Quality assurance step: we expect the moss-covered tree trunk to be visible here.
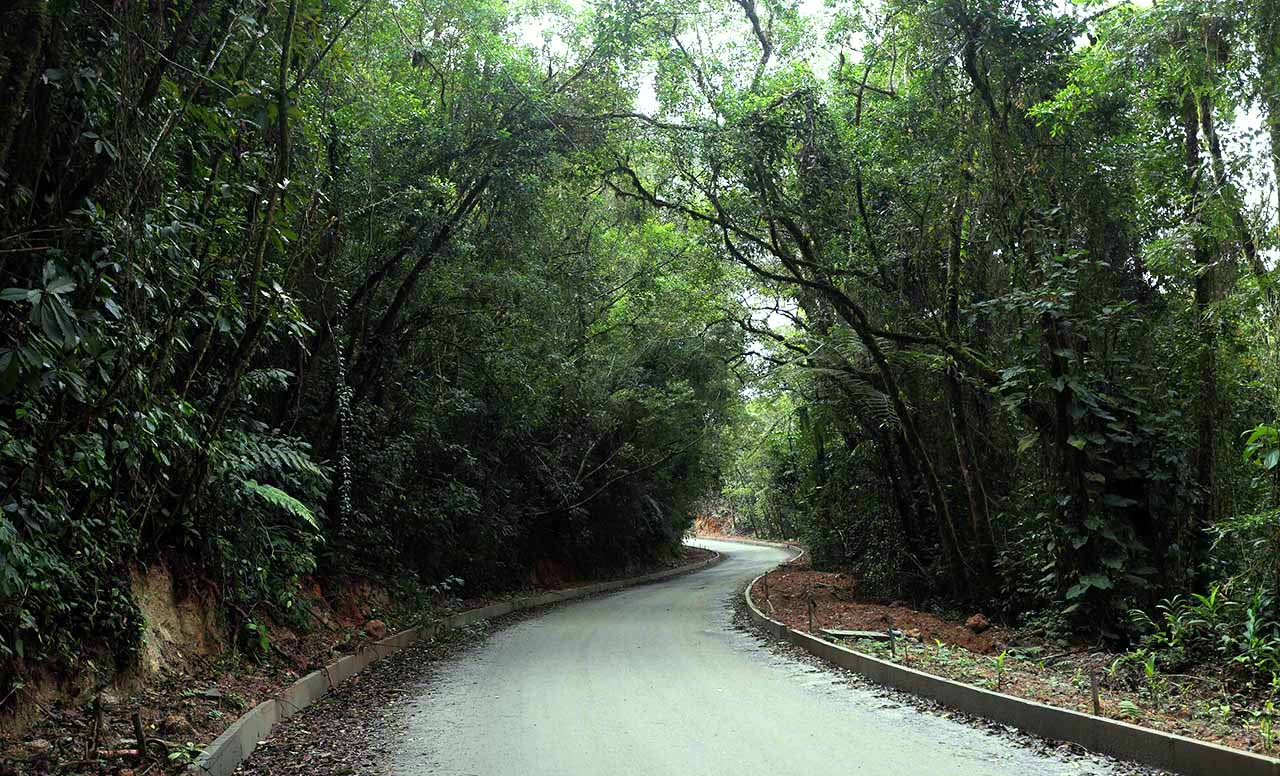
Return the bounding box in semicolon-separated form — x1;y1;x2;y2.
0;0;47;174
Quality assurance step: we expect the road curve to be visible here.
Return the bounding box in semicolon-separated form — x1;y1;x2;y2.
390;539;1135;776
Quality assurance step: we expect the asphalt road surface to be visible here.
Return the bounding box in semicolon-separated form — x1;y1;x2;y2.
390;538;1140;776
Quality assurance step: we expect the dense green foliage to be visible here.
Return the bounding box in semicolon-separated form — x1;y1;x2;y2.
661;0;1280;680
0;0;738;686
3;0;1280;704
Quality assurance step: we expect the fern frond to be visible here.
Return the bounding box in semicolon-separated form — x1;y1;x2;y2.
808;367;900;429
842;379;900;429
243;479;322;533
223;431;327;480
826;326;867;362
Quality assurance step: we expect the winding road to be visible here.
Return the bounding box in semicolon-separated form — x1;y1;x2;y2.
390;539;1137;776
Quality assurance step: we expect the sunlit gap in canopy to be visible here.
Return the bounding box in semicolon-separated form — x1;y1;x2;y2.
737;288;801;400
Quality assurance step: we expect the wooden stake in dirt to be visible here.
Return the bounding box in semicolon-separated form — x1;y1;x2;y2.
86;691;103;759
132;709;147;762
1090;669;1101;715
761;576;776;613
806;586;816;633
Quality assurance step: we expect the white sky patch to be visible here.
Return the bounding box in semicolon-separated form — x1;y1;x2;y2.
515;6;574;61
737;288;802;395
634;62;661;115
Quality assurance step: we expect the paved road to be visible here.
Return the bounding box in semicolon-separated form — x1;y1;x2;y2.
390;539;1137;776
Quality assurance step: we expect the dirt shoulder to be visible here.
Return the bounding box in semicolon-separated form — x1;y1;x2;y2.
751;565;1279;758
232;611;534;776
1;545;713;776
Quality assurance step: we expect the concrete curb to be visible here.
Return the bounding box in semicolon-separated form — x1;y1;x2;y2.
189;549;723;776
738;549;1280;776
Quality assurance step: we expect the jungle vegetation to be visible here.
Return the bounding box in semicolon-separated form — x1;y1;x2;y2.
2;0;1280;698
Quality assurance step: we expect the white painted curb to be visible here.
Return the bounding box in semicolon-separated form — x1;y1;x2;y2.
188;549;723;776
734;539;1280;776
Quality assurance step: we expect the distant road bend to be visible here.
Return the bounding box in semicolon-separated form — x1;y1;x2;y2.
391;539;1137;776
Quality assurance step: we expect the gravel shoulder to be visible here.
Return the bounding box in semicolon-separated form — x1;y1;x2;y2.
732;588;1165;776
234;611;538;775
235;546;717;775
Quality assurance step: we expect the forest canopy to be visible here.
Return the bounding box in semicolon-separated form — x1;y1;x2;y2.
2;0;1280;696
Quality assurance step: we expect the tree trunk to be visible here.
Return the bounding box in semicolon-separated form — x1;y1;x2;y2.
944;196;995;583
1183;91;1218;581
1259;0;1280;217
0;0;48;174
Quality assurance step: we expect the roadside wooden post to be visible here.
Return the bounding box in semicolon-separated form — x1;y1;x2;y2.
761;575;769;604
133;709;147;762
86;691;102;758
806;586;816;633
1090;669;1101;715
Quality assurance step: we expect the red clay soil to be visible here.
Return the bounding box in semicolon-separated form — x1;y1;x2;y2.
749;566;1275;755
1;575;421;776
754;565;1012;654
691;514;733;536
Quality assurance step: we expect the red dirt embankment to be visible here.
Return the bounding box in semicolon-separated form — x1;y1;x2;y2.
753;564;1010;654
